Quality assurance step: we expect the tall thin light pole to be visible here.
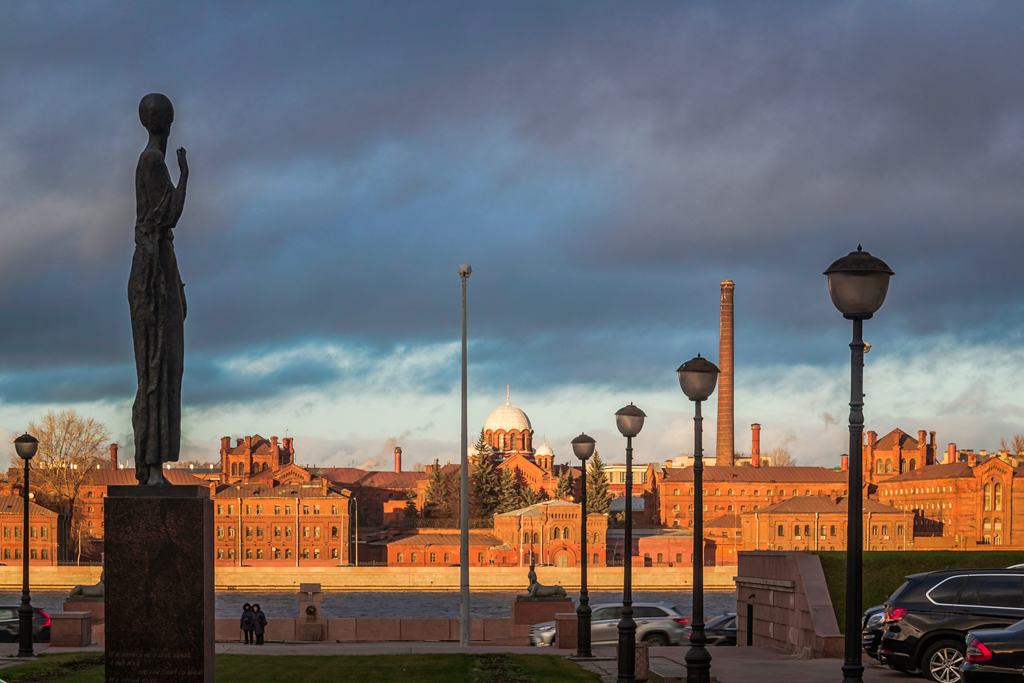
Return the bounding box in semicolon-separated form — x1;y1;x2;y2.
14;434;38;659
614;405;645;683
572;433;596;659
459;264;472;647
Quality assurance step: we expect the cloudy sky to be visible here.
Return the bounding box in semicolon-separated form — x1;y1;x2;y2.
2;1;1023;470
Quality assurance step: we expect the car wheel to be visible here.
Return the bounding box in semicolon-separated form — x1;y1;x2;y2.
642;633;669;647
922;640;965;683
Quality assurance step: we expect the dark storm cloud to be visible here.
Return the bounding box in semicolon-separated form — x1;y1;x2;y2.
1;1;1024;405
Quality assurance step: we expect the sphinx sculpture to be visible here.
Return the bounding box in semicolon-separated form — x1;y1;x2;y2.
522;560;567;598
69;570;104;599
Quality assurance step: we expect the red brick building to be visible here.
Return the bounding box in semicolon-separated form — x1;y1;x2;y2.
739;496;911;552
0;496;59;565
492;499;608;568
380;531;516;567
864;428;938;484
220;434;295;482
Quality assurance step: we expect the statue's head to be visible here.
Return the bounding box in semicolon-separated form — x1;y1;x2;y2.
139;93;174;135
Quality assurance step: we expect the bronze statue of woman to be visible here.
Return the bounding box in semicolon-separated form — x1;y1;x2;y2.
128;93;188;485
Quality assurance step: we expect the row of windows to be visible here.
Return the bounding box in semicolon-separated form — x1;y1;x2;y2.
216;526;341;539
613;472;648;483
216;504;341;516
875;458;917;474
670;488;846;497
983;484;1004;512
487;433;522;450
1;549;48;560
673;503;759;513
216;547;340;560
774;524;905;538
229;462;271;476
2;527;48;539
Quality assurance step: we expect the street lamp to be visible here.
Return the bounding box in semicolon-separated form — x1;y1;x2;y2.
824;245;893;683
458;263;472;647
614;404;646;683
14;434;38;658
677;354;720;683
571;433;596;658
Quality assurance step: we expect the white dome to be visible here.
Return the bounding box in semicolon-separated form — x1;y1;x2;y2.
484;389;532;434
534;436;553;458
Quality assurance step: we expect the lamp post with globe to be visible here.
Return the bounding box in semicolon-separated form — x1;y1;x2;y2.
571;433;596;658
677;355;720;683
824;246;893;683
14;434;38;658
614;404;646;683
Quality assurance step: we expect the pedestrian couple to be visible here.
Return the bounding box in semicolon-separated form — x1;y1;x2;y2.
240;603;267;645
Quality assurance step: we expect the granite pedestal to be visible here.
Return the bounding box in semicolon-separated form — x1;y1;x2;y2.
105;485;214;683
511;596;575;626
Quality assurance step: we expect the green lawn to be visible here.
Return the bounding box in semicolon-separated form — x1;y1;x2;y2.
815;550;1024;633
0;652;601;683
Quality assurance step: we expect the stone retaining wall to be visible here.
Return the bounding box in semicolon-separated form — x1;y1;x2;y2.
213;617;532;644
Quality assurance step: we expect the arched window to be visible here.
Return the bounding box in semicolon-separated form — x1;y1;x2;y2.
487;433;492;446
885;459;892;473
909;459;916;471
563;527;571;540
262;462;269;471
256;549;263;559
984;484;992;511
994;535;1002;545
778;525;785;536
983;518;991;531
510;434;518;451
552;527;560;540
593;532;599;543
876;460;883;474
995;518;1003;531
995;483;1003;511
251;463;258;475
231;463;237;476
532;532;539;544
673;489;679;496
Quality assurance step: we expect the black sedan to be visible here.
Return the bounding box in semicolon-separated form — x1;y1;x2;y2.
961;619;1024;683
684;613;737;646
0;606;51;643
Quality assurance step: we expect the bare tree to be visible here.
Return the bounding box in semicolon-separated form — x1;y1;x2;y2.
1000;433;1024;455
767;447;797;467
11;410;109;557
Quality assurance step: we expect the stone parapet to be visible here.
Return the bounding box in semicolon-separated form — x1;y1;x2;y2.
50;611;92;647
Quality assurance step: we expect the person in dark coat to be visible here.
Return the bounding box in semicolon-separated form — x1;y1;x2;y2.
252;603;268;645
240;603;254;644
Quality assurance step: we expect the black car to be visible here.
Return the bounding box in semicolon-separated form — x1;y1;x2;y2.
961;619;1024;683
861;605;886;660
683;613;737;646
879;568;1024;683
0;606;51;643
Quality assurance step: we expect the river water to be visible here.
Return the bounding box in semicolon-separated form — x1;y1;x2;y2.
0;589;737;621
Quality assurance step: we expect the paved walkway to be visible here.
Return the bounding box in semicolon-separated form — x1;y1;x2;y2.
0;642;910;683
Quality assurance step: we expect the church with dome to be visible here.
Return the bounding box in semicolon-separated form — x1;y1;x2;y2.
482;388;577;498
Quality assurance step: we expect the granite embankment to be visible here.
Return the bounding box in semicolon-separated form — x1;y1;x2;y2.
0;565;737;590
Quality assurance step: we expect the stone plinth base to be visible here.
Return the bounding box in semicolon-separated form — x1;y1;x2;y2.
51;611;92;647
64;599;103;625
105;485;214;683
555;612;577;650
616;641;649;681
511;596;574;626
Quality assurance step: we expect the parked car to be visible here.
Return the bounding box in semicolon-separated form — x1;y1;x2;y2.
0;606;51;643
683;613;737;646
878;568;1024;683
530;603;689;647
960;619;1024;683
861;605;886;660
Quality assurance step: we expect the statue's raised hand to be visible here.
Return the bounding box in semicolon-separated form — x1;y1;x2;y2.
177;147;188;177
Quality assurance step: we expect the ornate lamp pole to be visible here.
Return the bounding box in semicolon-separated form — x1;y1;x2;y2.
614;404;646;683
571;433;596;658
14;434;39;658
824;246;893;683
458;263;472;647
677;355;720;683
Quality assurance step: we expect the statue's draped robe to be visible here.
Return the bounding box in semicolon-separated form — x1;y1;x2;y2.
128;149;186;483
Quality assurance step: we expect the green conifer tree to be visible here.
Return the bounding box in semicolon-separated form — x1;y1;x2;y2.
496;467;522;513
423;459;447;518
403;488;418;520
554;469;574;500
586;450;611;514
470;429;499;517
521;484;543;506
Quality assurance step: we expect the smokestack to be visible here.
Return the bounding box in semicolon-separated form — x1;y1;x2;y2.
110;443;118;470
717;280;735;466
947;443;956;464
968;451;977;467
395;447;403;473
751;424;761;468
841;454;849;471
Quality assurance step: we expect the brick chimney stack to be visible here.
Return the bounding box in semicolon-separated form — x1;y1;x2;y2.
928;431;936;466
947;443;956;464
841;454;849;471
750;423;761;468
110;443;118;470
716;280;735;466
968;451;977;467
395;447;402;473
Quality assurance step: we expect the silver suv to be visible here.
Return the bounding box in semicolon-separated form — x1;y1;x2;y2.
530;602;689;647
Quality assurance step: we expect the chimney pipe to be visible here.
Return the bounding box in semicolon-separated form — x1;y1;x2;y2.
947;443;956;464
395;447;402;473
716;280;735;466
968;451;977;468
751;423;761;468
110;443;118;470
841;454;849;472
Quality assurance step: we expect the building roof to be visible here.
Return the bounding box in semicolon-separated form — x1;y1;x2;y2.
223;434;285;456
610;496;645;512
749;496;903;515
384;531;503;547
83;469;209;486
705;514;740;529
662;466;847;484
534;437;554;458
874;428;920;452
607;527;693;539
494;499;579;518
878;462;975;483
483;392;532;433
319;468;427;489
0;496;57;516
214;481;350;499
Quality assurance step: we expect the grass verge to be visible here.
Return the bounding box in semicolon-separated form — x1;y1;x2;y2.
815;550;1024;633
0;653;601;683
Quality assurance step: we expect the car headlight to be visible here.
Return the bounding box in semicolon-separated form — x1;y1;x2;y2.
538;626;555;632
866;614;883;628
